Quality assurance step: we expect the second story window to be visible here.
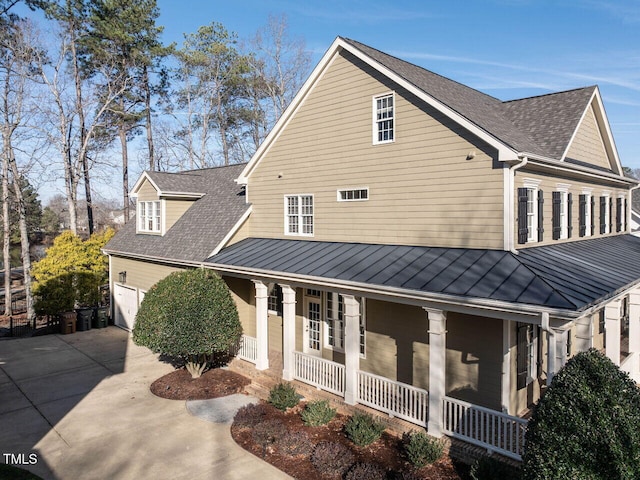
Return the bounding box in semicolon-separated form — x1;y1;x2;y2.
517;180;543;244
579;193;593;237
600;195;610;234
373;93;394;144
552;188;572;240
138;200;161;233
285;195;313;236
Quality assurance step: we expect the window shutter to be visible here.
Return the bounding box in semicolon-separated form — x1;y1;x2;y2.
625;198;628;231
600;196;606;234
517;188;528;244
579;194;586;237
552;191;561;240
537;190;544;241
609;197;613;233
567;193;573;238
591;196;596;236
616;197;622;232
516;323;528;390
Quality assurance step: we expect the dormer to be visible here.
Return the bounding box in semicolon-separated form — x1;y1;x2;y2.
130;171;205;235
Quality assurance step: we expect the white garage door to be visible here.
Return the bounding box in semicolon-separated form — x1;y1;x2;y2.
114;284;138;330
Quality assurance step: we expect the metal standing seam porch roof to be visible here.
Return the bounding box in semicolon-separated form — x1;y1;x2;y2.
206;235;640;313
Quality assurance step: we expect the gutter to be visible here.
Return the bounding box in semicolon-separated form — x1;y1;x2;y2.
508;155;528;254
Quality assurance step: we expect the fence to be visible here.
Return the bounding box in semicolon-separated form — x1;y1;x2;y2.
293;351;345;396
235;334;257;363
442;396;527;460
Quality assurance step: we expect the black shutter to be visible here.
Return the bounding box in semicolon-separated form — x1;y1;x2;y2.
616;197;622;232
591;195;596;236
579;194;587;237
552;191;561;240
516;323;528;390
567;193;573;238
517;188;528;244
600;196;606;234
625;198;628;231
537;190;544;241
609;197;613;233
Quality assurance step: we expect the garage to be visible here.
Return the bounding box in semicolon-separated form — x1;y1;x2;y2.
113;284;138;330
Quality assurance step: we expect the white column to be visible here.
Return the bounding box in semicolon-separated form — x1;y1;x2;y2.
343;294;361;405
546;326;556;387
501;320;511;414
281;284;296;381
426;307;446;437
253;280;269;371
574;315;593;353
605;299;622;366
629;291;640;355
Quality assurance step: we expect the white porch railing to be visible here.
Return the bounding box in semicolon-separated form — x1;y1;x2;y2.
235;334;257;363
443;396;528;460
293;351;345;396
621;351;640;383
357;371;428;426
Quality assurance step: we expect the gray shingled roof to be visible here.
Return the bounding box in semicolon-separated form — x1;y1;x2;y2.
342;38;597;163
207;235;640;312
104;164;249;262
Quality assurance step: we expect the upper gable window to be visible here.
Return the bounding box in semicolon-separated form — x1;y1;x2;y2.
285;195;313;236
138;200;161;233
373;93;394;144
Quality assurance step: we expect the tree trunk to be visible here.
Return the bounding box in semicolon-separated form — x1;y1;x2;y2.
120;122;129;222
143;65;155;171
2;136;11;316
81;150;93;235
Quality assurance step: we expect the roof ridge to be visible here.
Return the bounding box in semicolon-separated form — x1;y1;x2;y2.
502;85;596;104
147;162;248;176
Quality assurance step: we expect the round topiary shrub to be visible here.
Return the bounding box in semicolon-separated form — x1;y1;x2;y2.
344;412;386;447
311;441;355;477
301;400;336;426
267;382;300;411
521;348;640;480
133;269;242;378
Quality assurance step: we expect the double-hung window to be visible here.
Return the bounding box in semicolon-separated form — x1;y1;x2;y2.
516;323;539;389
138;200;161;233
316;291;366;357
373;93;394;144
552;186;571;240
579;191;592;237
600;194;610;234
517;180;542;244
285;195;313;236
267;284;282;315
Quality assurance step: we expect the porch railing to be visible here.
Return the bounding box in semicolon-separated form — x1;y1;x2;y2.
442;396;528;460
293;351;345;396
235;334;257;363
621;351;640;383
357;370;428;426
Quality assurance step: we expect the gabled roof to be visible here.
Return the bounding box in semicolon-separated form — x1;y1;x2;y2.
206;235;640;315
238;37;624;183
131;170;208;198
105;164;249;263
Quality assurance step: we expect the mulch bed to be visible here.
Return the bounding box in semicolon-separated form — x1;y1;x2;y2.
150;368;250;400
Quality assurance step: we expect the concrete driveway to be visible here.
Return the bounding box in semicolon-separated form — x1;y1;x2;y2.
0;327;290;479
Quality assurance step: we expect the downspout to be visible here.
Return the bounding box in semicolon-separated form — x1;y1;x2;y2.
508;155;528;254
540;311;555;386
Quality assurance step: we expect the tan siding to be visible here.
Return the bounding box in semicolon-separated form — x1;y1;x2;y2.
566;105;612;171
515;169;629;248
225;276;255;337
247;50;504;249
137;179;158;201
226;214;252;247
164;199;194;231
110;256;182;292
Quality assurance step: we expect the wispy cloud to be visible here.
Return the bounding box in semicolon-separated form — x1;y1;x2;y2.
578;0;640;23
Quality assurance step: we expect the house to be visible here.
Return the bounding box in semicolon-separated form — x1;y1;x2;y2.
103;37;640;460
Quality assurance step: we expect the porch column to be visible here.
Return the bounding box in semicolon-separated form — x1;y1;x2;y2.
605;299;622;366
253;280;269;371
628;291;640;356
574;315;593;353
426;307;446;438
343;294;361;405
281;284;296;381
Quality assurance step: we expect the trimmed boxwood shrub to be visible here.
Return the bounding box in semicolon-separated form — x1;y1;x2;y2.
521;348;640;480
301;400;336;426
344;412;386;446
402;430;444;468
133;269;242;377
267;382;300;411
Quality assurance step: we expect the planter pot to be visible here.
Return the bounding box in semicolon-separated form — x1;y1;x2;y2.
75;307;94;331
93;306;109;329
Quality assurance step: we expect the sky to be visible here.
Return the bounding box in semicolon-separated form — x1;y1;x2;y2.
15;0;640;203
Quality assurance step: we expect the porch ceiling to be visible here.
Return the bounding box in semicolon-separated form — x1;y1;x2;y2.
206;236;640;312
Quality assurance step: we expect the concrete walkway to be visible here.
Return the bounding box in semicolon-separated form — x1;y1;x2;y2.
0;327;290;480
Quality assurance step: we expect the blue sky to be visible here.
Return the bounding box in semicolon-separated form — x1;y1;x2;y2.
157;0;640;169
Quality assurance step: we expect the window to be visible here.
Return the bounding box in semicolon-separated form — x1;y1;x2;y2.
600;195;610;234
138;200;161;233
338;188;369;202
285;195;313;236
616;196;624;232
552;189;571;240
516;323;538;389
579;192;592;237
325;292;344;350
517;182;542;244
267;284;282;315
373;93;394;144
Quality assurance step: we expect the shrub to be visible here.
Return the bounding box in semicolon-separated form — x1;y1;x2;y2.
388;471;421;480
470;455;521;480
522;348;640;480
251;419;288;450
344;412;385;447
274;430;314;457
301;400;336;426
233;402;277;428
267;382;299;411
133;269;242;378
311;441;355;477
402;430;445;468
345;462;387;480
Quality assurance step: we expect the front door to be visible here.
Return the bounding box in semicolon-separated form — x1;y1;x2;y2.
304;298;322;356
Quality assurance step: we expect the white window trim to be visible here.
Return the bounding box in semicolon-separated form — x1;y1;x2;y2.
523;179;541;243
582;189;592;237
267;283;281;315
556;184;570;240
324;291;344;353
372;92;395;145
137;200;162;234
284;194;314;237
603;191;611;234
337;187;369;202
